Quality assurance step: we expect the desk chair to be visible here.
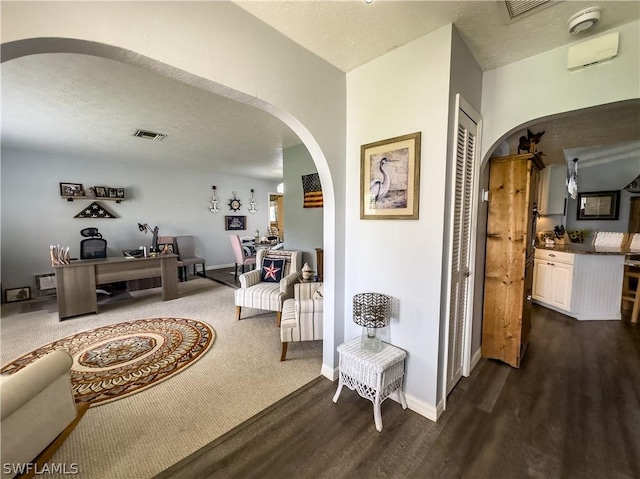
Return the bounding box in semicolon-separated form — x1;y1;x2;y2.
80;228;107;259
80;228;110;295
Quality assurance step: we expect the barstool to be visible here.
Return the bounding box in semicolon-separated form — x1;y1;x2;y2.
622;263;640;324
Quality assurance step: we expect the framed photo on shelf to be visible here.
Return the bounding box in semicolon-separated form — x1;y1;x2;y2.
5;286;31;303
60;182;84;197
225;215;247;231
116;188;125;198
577;190;620;220
35;273;57;298
94;186;107;197
360;131;421;220
108;188;117;198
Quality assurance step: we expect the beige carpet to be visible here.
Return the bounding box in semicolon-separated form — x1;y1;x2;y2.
0;279;322;479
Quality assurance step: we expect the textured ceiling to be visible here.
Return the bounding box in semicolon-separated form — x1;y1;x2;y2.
234;0;640;72
1;53;301;180
1;1;639;178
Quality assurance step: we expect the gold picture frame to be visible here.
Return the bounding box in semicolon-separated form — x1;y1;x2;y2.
360;132;421;219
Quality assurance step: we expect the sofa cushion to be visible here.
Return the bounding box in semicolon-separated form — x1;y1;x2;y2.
261;258;285;282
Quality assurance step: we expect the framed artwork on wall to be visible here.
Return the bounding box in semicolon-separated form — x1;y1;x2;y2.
360;131;421;220
577;190;620;220
225;215;247;231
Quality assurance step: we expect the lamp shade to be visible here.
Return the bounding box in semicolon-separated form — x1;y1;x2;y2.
352;293;391;329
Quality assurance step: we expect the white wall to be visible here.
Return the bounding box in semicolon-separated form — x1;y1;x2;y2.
346;25;453;417
0;147;277;290
283;145;324;270
481;21;640;161
1;1;346;373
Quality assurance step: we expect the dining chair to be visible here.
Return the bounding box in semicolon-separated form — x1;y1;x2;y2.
174;235;206;281
229;234;256;281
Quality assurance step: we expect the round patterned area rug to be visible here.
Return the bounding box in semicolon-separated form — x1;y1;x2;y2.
1;317;214;406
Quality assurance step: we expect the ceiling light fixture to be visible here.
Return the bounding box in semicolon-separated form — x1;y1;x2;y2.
568;6;602;34
364;0;374;4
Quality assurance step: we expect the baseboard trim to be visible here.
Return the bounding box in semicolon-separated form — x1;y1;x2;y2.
207;263;235;271
321;364;338;381
470;347;482;371
399;393;439;422
533;301;620;321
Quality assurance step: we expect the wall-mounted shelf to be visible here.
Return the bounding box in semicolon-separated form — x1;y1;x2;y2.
62;196;124;204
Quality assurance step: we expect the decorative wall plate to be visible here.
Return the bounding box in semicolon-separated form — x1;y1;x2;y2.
228;191;242;211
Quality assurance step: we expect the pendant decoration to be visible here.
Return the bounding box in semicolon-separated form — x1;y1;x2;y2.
209;186;220;214
248;189;257;214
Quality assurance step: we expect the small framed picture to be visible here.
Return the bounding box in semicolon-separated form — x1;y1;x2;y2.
35;273;57;298
5;287;31;303
225;215;247;231
60;182;84;197
116;188;125;198
108;188;117;198
95;186;107;197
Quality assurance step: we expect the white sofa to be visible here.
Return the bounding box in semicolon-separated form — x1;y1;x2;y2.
1;350;79;478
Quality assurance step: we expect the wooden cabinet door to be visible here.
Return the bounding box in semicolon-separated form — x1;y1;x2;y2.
551;262;573;310
533;260;552;302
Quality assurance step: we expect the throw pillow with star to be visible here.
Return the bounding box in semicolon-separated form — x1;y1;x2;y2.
261;258;285;283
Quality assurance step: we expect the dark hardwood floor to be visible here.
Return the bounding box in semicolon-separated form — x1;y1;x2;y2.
156;305;640;479
205;267;240;289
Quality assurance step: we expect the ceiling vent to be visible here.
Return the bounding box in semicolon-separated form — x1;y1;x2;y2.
504;0;556;21
132;129;166;141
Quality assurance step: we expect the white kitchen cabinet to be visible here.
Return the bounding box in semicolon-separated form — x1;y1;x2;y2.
533;250;573;311
533;247;625;320
538;164;566;216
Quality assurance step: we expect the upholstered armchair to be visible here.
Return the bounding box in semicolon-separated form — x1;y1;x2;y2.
1;351;88;478
280;282;323;361
235;249;302;326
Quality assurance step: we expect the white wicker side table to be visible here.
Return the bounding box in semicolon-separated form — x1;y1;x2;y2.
332;337;408;432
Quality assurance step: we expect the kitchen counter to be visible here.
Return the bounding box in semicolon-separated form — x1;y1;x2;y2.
535;243;628;255
533;247;625;320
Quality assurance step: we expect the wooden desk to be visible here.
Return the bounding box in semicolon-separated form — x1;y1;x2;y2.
54;255;178;320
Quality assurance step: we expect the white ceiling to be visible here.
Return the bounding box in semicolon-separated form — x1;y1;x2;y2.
234;0;639;73
1;1;639;178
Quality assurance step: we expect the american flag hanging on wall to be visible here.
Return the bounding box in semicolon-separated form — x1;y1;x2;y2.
74;201;117;218
301;173;323;208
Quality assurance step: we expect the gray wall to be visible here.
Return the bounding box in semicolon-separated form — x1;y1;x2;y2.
444;26;484;382
1;147;278;295
283;144;323;271
565;158;639;234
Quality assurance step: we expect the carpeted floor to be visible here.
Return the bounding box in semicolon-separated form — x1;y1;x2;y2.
0;278;322;479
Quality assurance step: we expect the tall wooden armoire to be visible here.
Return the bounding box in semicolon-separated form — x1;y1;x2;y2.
629;196;640;233
482;153;544;368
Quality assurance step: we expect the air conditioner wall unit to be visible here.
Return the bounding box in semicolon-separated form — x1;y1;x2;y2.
567;32;619;70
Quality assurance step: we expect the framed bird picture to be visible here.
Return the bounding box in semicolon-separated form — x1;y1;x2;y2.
360;131;421;220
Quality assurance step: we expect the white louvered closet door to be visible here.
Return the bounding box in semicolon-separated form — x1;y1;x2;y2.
446;108;477;395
